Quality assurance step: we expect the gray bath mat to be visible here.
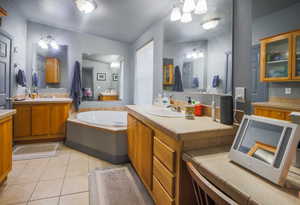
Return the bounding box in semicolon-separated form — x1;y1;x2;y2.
89;165;154;205
13;143;60;161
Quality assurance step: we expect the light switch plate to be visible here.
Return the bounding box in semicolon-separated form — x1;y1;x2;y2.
285;88;292;95
235;87;246;102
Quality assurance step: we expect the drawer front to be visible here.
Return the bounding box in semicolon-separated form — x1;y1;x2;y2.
153;157;175;198
153;176;175;205
269;110;285;120
154;137;176;172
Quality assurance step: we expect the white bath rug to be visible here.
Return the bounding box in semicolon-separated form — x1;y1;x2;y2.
89;165;154;205
13;143;60;161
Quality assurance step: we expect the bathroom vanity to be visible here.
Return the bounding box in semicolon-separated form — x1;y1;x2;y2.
0;110;16;184
12;98;72;143
126;105;236;205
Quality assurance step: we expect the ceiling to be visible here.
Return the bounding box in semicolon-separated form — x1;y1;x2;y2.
11;0;173;43
252;0;299;19
164;0;233;43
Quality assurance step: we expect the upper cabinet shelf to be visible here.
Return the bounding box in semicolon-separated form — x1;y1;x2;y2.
260;30;300;82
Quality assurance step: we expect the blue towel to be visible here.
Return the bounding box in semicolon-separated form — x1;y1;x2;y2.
16;69;27;87
172;66;184;92
70;61;82;111
32;72;39;87
192;77;199;88
212;75;220;88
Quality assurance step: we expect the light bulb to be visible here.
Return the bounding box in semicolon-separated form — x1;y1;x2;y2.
111;62;120;68
195;0;207;15
181;12;192;23
202;18;220;30
183;0;196;13
38;39;48;49
75;0;97;14
50;40;59;50
170;6;182;21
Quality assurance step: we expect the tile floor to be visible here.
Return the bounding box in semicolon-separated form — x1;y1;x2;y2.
0;144;120;205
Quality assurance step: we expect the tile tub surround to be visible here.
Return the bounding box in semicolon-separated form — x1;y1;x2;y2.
0;109;16;120
0;144;120;205
183;146;300;205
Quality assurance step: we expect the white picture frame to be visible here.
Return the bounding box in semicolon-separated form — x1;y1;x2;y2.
229;115;300;186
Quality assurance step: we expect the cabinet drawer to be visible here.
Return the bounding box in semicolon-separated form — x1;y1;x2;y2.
270;110;285;120
153;157;175;198
153;176;175;205
154;137;176;172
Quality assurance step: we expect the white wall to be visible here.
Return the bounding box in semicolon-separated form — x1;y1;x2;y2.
1;0;27;96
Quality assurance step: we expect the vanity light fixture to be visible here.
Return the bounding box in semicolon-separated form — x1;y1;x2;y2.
38;35;59;50
111;62;120;68
75;0;97;14
182;0;196;13
202;18;220;30
186;49;204;59
170;6;182;21
181;12;192;23
195;0;207;15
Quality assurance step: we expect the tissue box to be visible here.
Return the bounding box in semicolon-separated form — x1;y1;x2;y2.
290;112;300;124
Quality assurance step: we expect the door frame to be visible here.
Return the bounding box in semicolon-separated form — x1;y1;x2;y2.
0;28;13;103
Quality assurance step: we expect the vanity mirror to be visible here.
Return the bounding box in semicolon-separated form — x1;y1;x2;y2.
163;0;233;95
32;44;68;89
82;53;124;101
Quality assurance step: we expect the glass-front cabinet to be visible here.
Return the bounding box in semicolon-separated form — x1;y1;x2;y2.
260;30;300;82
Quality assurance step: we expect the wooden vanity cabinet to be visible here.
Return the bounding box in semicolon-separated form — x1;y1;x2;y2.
45;57;60;84
13;103;70;142
0;116;13;184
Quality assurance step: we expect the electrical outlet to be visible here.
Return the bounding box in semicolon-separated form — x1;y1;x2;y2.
235;87;246;102
285;88;292;95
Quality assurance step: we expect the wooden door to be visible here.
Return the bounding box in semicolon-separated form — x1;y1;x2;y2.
0;117;12;182
50;104;69;135
45;58;60;83
32;105;50;136
136;120;153;190
0;31;12;108
292;31;300;80
13;105;31;138
260;33;292;82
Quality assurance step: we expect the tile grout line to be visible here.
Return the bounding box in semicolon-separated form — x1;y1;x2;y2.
58;147;72;205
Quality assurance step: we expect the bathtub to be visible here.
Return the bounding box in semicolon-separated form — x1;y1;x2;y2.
65;111;128;164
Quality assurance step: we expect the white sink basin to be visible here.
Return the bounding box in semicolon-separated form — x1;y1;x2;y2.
145;107;185;118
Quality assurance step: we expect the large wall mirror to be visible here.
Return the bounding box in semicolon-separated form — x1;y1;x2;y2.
82;54;124;102
163;0;233;95
32;44;68;89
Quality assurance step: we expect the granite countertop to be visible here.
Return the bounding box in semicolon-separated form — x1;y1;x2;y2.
253;101;300;111
0;109;16;120
126;105;236;140
183;146;300;205
12;98;73;104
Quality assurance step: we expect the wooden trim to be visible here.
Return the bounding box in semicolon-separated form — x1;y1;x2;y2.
260;28;300;41
0;8;8;16
247;141;277;156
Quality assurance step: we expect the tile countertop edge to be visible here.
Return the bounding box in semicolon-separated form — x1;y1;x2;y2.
12;98;73;104
126;105;236;141
252;102;300;111
0;109;16;120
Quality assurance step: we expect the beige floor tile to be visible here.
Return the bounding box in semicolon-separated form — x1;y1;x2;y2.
47;155;70;168
26;158;50;168
28;197;59;205
31;179;63;201
7;168;44;185
12;159;29;166
59;192;89;205
65;165;89;178
88;158;117;171
0;182;36;205
61;175;88;195
40;166;67;181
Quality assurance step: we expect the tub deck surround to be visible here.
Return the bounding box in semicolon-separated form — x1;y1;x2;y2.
126;105;236;205
183;147;300;205
0;109;16;120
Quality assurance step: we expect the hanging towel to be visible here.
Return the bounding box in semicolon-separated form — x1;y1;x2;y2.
70;61;82;111
192;77;199;88
32;72;39;87
16;69;27;87
212;75;220;88
172;66;184;92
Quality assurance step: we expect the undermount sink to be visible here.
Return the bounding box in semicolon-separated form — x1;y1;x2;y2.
144;106;185;118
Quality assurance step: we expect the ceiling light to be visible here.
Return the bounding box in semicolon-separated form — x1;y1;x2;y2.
183;0;196;13
111;62;120;68
202;18;220;30
181;12;192;23
170;6;182;21
50;40;59;50
75;0;97;14
38;35;59;50
195;0;207;15
38;39;48;49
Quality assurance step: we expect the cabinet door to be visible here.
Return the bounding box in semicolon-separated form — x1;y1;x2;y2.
13;105;31;138
136;120;153;189
45;58;60;83
0;117;12;182
50;104;69;135
32;105;50;136
292;31;300;80
260;34;292;82
127;115;137;163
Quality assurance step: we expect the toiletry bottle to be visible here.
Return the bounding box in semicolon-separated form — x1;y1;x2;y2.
162;93;169;107
211;95;216;121
185;97;195;120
